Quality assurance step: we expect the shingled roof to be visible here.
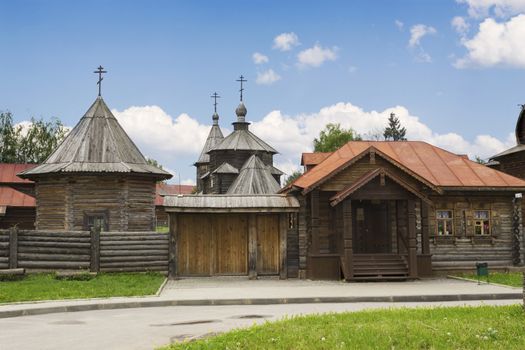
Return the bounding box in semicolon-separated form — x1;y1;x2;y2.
18;97;171;179
195;112;224;164
227;155;281;194
293;141;525;193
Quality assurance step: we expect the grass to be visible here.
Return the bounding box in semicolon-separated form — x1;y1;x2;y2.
156;225;169;233
160;305;525;350
0;272;165;303
452;272;523;287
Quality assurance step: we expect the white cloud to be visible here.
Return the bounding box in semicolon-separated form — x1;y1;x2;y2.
250;102;513;172
252;52;269;64
297;44;338;68
457;0;525;18
273;32;300;51
452;16;470;34
256;69;281;85
112;106;210;155
181;178;196;186
455;14;525;68
395;19;404;30
408;24;437;63
409;24;437;47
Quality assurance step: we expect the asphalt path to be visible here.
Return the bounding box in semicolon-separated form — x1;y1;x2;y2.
0;299;520;350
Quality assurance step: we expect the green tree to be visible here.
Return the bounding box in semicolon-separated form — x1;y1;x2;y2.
0;112;66;163
285;170;303;186
146;157;164;170
383;113;407;141
474;156;487;165
0;112;21;163
313;123;361;152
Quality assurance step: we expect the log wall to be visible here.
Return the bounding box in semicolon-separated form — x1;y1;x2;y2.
0;229;168;273
0;207;36;230
35;175;156;231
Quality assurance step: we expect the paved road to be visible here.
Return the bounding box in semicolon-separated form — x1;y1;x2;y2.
0;300;520;350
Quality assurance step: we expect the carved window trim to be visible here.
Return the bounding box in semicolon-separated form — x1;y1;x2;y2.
436;210;454;236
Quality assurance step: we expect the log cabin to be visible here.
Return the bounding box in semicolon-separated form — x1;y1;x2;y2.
284;141;525;280
18;96;172;231
0;164;37;230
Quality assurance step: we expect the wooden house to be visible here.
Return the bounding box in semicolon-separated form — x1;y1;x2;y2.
18;97;172;231
0;164;37;230
155;183;194;228
284;141;525;280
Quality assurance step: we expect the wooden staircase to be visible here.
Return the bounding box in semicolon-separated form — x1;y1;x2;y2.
352;254;409;281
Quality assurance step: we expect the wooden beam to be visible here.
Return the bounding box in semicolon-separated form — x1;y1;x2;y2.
310;189;320;254
421;200;430;255
168;213;178;279
342;199;353;281
407;199;418;278
90;226;100;273
248;214;257;279
9;226;18;269
279;213;288;279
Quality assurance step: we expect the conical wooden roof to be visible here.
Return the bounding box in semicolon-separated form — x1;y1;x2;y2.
227;155;280;194
195;113;224;164
19;97;171;179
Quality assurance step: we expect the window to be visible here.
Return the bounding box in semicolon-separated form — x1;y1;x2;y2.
84;211;108;232
474;210;490;235
436;210;453;235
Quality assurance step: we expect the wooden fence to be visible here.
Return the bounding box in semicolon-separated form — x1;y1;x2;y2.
0;228;168;273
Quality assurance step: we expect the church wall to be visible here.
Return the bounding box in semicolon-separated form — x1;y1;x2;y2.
492;152;525;180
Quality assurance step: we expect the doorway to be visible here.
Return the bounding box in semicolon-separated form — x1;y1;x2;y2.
352;200;390;253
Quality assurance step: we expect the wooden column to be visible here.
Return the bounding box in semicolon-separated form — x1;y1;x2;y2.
90;226;100;273
407;199;418;278
279;213;288;279
65;180;73;230
248;214;258;279
421;201;430;255
168;213;178;279
342;199;353;281
310;190;320;254
8;226;18;269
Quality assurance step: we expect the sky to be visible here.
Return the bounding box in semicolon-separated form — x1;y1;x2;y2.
2;0;525;184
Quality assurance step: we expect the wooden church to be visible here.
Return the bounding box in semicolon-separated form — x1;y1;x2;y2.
195;79;283;194
18;68;171;231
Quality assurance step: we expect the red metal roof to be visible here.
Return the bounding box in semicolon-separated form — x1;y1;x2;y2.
0;164;36;184
0;186;35;207
301;152;333;166
155;183;194;206
293;141;525;192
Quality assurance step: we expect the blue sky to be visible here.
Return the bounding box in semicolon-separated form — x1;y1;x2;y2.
2;0;525;184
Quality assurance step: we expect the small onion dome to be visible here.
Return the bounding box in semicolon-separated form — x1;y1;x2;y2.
235;102;247;122
212;112;219;125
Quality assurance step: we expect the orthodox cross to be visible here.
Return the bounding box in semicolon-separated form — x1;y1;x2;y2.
211;92;220;113
94;65;107;96
236;75;247;101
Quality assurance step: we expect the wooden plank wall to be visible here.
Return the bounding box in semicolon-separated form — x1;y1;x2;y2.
286;213;299;278
0;208;36;230
0;230;9;269
429;198;515;271
99;232;168;273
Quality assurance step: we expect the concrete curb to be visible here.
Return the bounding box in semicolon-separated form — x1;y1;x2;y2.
0;293;521;319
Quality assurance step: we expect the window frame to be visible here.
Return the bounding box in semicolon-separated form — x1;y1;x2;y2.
436;209;454;236
83;210;109;232
473;209;491;236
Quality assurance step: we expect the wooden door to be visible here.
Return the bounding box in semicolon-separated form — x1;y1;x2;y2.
215;215;248;275
256;214;280;275
178;214;212;276
353;201;389;253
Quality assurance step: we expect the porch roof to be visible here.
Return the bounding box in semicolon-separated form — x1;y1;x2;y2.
292;141;525;193
163;194;300;213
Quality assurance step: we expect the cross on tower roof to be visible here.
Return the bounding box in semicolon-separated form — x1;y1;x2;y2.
93;65;107;97
211;92;220;113
236;75;247;102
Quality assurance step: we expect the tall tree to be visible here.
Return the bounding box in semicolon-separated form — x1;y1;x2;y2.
383;113;407;141
0;112;66;163
0;112;21;163
313;123;361;152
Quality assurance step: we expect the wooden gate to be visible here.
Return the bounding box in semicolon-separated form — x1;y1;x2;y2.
177;214;248;276
256;214;280;275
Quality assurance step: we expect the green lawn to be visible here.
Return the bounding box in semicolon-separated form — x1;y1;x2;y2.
453;272;523;287
0;272;165;303
160;305;525;350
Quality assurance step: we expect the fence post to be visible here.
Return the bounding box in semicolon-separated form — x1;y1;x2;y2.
9;226;18;269
90;227;100;273
168;214;177;279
